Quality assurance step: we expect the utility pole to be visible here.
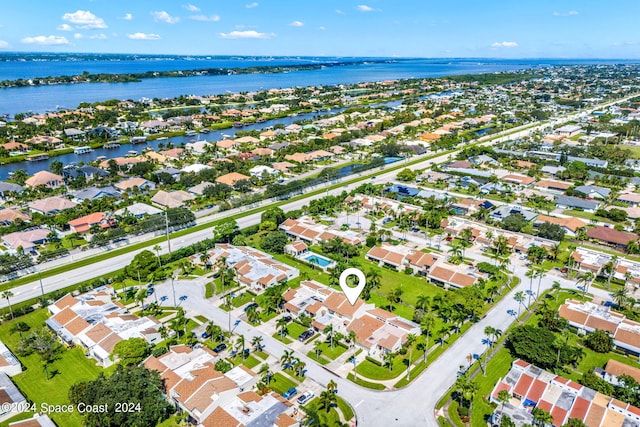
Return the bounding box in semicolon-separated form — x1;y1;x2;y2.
171;275;177;307
38;270;46;301
165;209;172;258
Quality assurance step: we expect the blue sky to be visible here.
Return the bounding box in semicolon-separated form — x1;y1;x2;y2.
1;1;639;58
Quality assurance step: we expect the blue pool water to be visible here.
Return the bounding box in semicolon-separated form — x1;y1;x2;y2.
303;254;333;267
384;157;404;164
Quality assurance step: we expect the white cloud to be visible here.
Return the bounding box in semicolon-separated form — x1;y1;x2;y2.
128;32;161;40
190;15;221;22
62;10;107;29
491;41;519;48
336;9;345;15
289;21;304;27
123;13;133;21
184;4;200;12
74;33;107;40
319;26;326;31
218;30;273;39
553;10;579;16
0;41;9;48
57;24;73;31
21;35;69;45
245;2;259;8
356;5;376;12
152;11;180;24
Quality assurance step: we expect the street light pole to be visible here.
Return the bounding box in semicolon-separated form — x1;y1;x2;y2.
165;209;172;258
38;270;46;301
171;276;177;307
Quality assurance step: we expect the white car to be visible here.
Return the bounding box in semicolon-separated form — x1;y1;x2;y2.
297;391;314;405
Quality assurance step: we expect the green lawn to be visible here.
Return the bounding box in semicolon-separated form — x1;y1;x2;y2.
303;399;345;427
229;354;260;370
347;373;386;390
314;342;348;360
336;395;355;420
204;282;214;298
231;291;255;308
273;333;293;344
0;310;104;427
306;351;331;365
269;372;299;395
272;253;332;284
253;350;268;360
286;322;309;340
355;355;407;381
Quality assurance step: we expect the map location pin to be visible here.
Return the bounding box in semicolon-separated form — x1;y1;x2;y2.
339;267;366;306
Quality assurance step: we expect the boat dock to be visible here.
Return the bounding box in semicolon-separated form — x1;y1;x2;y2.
73;146;94;154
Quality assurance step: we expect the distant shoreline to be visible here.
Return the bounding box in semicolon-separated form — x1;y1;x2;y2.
0;59;396;89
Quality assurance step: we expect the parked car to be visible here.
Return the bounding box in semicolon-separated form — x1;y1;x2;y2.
282;315;292;322
244;303;259;312
298;330;314;342
297;391;314;405
382;217;392;224
146;287;154;296
213;343;227;353
282;387;298;400
201;331;210;339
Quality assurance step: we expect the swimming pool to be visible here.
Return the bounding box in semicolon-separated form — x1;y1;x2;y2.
300;253;336;269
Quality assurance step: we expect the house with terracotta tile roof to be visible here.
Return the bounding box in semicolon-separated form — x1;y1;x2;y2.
501;174;536;187
534;215;587;237
587;226;638;248
427;261;478;289
596;359;640;386
24;171;64;189
68;212;115;233
215;172;250;187
347;308;420;357
0;208;30;225
534;179;573;193
151;190;196;209
558;299;640;356
46;286;161;367
114;177;156;193
143;345;295;427
490;359;640;427
205;245;299;292
2;228;50;253
284;153;310;163
365;244;439;274
27;196;77;215
279;217;363;246
272;161;296;173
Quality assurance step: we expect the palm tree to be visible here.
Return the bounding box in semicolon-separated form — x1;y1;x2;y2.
552;281;562;301
514;291;526;316
318;390;337;413
258;363;273;385
497;389;511;419
280;349;294;368
484;326;496;348
251;335;263;352
576;271;595;298
437;324;449;346
295;360;307;378
325;324;334;349
313;339;323;359
246;305;261;324
153;244;163;267
2;291;14;320
327;379;338;394
525;267;536;307
347;330;357;348
532;407;553;426
389;286;403;304
236;335;246;360
405;334;416;380
421;314;435;360
383;351;395;371
416;294;431;310
364;269;382;300
416;341;427;364
613;288;629;309
276;317;289;339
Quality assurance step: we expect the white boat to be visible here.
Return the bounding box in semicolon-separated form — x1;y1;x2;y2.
74;146;94;155
126;150;138;157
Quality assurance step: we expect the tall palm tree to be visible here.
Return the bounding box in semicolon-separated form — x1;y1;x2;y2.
364;269;381;300
437;324;449;347
514;291;526;316
296;360;307;378
313;339;323;359
246;305;261;324
347;330;357;349
497;389;511;419
416;294;431;310
552;281;562;301
532;407;553;426
280;349;294;368
2;291;14;320
276;317;289;339
325;324;334;349
421;314;435;359
251;335;263;352
327;379;338;394
235;335;246;360
416;341;427;364
318;390;337;413
405;334;416;380
613;288;629;309
153;244;163;267
383;351;395;371
576;271;595;298
258;363;273;385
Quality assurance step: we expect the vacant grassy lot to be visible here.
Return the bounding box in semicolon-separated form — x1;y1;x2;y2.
269;372;299;395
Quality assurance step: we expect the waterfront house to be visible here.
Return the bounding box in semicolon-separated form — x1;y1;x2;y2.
72;186;120;202
62;165;109;181
25;135;63;149
0;182;24;199
24;171;64;189
215;172;251;188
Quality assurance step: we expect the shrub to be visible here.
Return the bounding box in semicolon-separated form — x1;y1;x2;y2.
152;346;168;357
366;356;383;366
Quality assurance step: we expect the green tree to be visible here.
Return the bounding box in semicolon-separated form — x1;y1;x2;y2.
112;338;150;366
317;390;337;413
68;365;174;427
363;269;382;300
2;290;14;320
584;329;613;353
532;407;553;427
49;160;64;175
260;231;289;253
383;351;395;371
251;335;263;352
502;213;528;232
18;327;63;380
213;219;238;243
124;250;159;281
261;207;286;226
563;418;587;427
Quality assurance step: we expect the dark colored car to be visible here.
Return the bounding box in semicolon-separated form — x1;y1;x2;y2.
298;330;314;342
282;315;292;322
244;303;259;312
282;387;298;399
213;343;227;353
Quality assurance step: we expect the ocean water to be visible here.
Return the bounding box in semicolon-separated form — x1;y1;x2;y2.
0;56;631;116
